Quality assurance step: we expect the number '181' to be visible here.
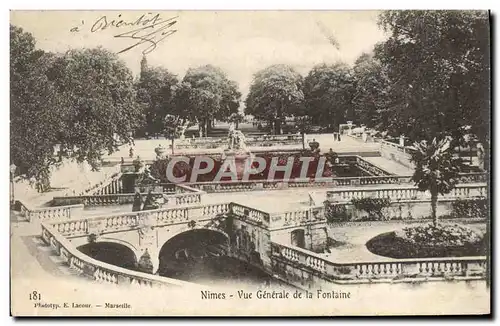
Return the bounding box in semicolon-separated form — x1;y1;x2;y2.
29;291;41;301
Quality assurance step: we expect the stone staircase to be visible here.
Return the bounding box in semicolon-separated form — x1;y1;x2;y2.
308;191;327;206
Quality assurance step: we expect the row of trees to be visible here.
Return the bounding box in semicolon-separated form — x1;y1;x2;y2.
135;57;242;140
11;25;243;190
11;11;490;190
11;25;142;190
245;11;490;147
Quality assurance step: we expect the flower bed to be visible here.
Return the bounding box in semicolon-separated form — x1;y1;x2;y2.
366;223;486;258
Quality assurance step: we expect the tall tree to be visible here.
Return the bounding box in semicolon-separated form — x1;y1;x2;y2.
375;10;490;148
245;64;304;134
135;56;179;138
10;25;63;191
303;63;356;131
48;47;141;170
352;52;392;129
176;65;241;137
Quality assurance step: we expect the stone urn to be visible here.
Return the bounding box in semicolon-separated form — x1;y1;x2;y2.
154;145;166;159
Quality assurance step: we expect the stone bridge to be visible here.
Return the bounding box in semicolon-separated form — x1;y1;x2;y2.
48;201;325;276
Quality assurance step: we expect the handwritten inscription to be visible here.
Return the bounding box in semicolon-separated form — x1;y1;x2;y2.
71;13;178;55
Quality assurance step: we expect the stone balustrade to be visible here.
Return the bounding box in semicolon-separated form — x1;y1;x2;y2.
172;193;203;206
80;171;123;196
161;184;177;193
269;206;325;229
40;222;199;289
326;184;487;203
53;187;204;208
171;183;203;194
457;172;488;183
146;203;231;225
271;242;487;284
52;193;165;206
173;134;303;150
18;201;84;223
50;201;230;238
184;175;416;193
354;156;391;176
230;203;270;225
380;140;415;169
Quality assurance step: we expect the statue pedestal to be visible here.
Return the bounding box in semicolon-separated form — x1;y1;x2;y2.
223;149;252;180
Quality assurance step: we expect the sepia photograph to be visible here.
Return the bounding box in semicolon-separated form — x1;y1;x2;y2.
9;9;491;316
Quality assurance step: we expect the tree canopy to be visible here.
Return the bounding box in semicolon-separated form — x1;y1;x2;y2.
11;25;141;189
48;47;141;168
352;52;391;129
366;10;490;144
245;64;304;134
175;65;241;136
135;56;179;138
10;25;63;189
303;63;356;131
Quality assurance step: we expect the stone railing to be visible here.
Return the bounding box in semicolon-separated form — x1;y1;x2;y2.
457;172;488;184
50;202;233;239
175;137;226;150
354;156;391;176
245;134;303;147
326;184;487;203
230;203;270;226
167;192;204;207
269;206;325;230
380;140;416;169
185;175;414;193
52;193;166;207
18;201;84;223
53;185;205;207
173;134;303;150
80;171;123;196
40;222;200;289
48;201;273;240
271;242;487;285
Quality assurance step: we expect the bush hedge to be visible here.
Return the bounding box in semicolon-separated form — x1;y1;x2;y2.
366;223;486;258
451;199;488;219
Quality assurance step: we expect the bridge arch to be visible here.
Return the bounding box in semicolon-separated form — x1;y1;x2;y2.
95;237;140;256
77;241;138;271
157;228;230;276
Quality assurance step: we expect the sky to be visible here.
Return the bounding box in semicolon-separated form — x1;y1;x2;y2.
10;10;388;97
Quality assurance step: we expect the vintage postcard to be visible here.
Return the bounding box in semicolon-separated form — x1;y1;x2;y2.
10;10;491;316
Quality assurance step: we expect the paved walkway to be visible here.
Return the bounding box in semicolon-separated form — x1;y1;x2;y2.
80;188;320;217
14;163;120;207
363;156;414;175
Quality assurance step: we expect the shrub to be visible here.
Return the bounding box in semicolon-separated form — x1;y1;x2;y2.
451;199;488;219
367;223;486;258
396;223;482;247
324;202;351;223
351;197;391;220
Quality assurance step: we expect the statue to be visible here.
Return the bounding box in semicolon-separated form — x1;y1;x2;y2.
142;189;161;211
132;191;143;212
179;123;188;141
309;138;320;152
154;144;166;159
477;142;485;171
227;127;247;152
133;156;144;173
228;124;236;149
137;249;154;274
